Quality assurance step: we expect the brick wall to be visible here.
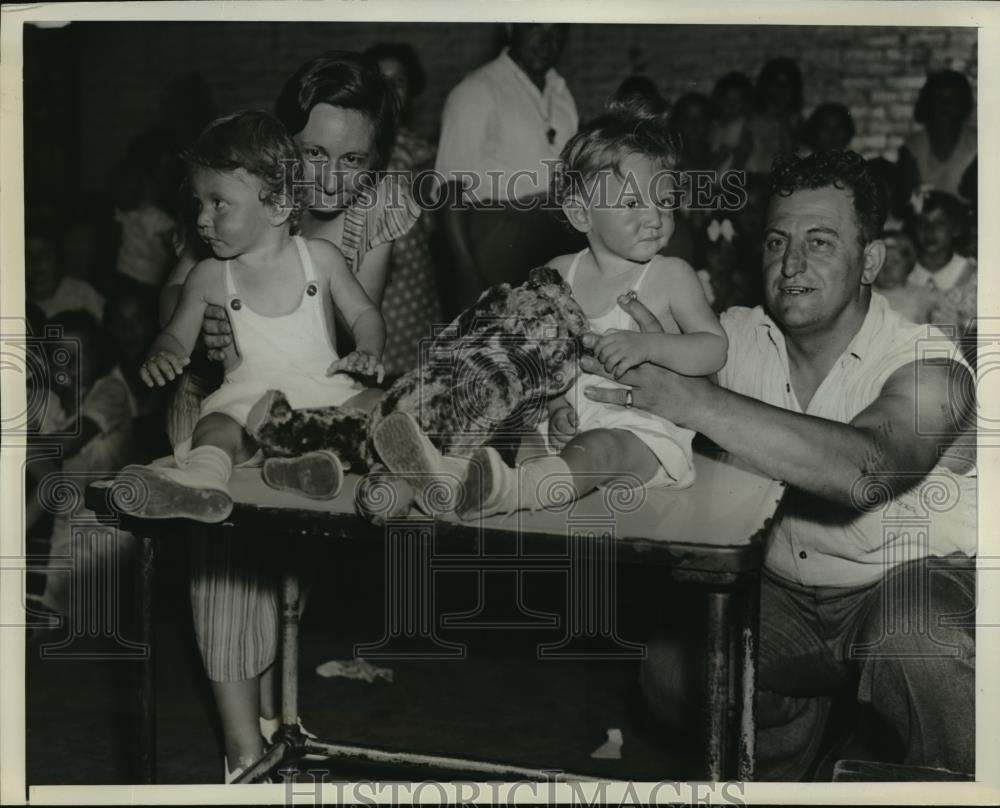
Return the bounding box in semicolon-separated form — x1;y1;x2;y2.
25;22;977;200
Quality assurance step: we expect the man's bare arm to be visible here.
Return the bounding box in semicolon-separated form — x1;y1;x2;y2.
582;355;973;508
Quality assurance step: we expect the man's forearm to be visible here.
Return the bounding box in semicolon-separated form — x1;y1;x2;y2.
688;383;884;506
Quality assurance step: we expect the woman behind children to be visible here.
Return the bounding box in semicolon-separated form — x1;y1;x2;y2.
379;98;727;517
116;110;385;781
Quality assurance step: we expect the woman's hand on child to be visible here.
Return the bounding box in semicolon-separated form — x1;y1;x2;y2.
201;304;233;361
140;351;189;387
327;351;385;383
594;330;649;379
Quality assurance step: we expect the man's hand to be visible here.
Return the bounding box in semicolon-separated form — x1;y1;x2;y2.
201;304;233;361
328;351;385;383
140;351;189;387
547;400;578;450
579;355;710;429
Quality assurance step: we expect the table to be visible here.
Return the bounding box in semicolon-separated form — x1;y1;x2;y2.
86;448;784;783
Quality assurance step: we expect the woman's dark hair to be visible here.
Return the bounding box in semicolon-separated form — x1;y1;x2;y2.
183;110;305;222
712;71;753;103
768;149;886;246
614;76;664;107
754;57;804;114
803;102;856;150
670;92;713;125
275;50;400;172
920;190;967;229
866;155;907;219
363;42;427;99
914;69;974;126
554;96;680;205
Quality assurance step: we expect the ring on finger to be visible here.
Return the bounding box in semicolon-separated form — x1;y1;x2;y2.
624;388;634;408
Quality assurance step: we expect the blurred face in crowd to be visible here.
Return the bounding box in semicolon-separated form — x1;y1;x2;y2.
916;206;960;259
296;103;376;211
570;152;676;265
875;235;916;290
926;83;968;127
507;23;568;79
717;86;751;123
377;57;411;111
764;69;797;114
25;236;62;300
814;111;853;151
105;295;158;368
672;100;712;169
762;185;881;335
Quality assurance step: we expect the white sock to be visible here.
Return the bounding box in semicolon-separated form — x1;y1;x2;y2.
478;451;574;515
224;756;248;784
173;445;233;491
518;455;574;510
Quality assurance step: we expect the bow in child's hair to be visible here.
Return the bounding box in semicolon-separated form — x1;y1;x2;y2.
909;187;931;215
707;218;735;243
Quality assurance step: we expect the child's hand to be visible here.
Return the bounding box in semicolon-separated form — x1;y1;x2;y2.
327;351;385;383
594;330;649;379
140;351;189;387
547;402;578;450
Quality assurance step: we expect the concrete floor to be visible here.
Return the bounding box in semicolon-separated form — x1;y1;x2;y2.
25;536;708;785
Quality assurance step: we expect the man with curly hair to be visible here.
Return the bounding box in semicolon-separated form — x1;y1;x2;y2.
579;150;977;779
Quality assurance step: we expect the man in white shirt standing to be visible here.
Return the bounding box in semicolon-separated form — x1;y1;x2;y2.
435;23;582;313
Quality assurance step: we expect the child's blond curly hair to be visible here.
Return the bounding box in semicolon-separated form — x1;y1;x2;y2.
552;96;682;207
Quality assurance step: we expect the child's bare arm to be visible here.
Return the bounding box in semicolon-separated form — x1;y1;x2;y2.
310;238;387;377
594;258;728;379
158;248;200;325
142;261;218;386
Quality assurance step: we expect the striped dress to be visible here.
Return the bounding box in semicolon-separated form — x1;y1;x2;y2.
377;128;443;376
183;175;418;681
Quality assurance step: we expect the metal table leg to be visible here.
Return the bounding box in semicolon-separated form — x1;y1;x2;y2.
704;589;732;781
136;533;156;784
736;573;760;782
233;542;598;784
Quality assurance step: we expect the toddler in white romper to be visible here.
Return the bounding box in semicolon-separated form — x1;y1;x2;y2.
444;98;729;517
188;236;363;432
114;110;384;524
545;248;697;489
